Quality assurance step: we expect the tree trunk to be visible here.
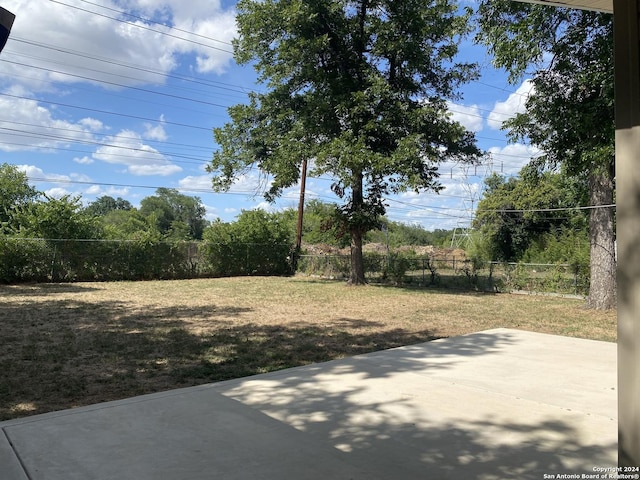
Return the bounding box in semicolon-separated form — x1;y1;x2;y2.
349;228;367;285
586;168;617;309
348;169;367;285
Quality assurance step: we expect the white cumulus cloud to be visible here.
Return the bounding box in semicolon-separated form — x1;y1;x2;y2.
178;174;212;190
0;90;97;152
487;80;534;130
487;143;543;175
93;129;182;176
447;102;484;132
0;0;237;89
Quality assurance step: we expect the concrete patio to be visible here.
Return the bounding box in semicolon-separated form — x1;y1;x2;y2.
0;328;617;479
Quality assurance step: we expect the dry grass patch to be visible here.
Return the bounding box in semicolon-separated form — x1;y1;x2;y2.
0;276;616;421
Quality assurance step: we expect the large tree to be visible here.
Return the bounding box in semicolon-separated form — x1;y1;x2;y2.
209;0;482;284
139;188;207;240
84;195;133;217
476;2;616;309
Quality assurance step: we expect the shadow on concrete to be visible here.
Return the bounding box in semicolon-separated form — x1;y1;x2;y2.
215;336;616;479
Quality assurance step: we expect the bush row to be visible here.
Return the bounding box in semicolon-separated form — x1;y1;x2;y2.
0;238;294;283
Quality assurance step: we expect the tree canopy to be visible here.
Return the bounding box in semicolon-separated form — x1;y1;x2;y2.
209;0;482;284
84;196;133;217
472;167;588;264
139;188;208;240
0;163;38;233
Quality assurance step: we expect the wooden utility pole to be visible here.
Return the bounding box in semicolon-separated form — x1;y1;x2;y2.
295;158;308;253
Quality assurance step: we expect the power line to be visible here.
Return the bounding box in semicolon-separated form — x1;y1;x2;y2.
0;119;212;152
1;58;236;110
48;0;235;54
0;140;211;168
3;43;533;152
1;68;236;123
8;37;257;95
475;79;533;99
23;174;611;220
26;176;257;197
495;204;616;213
74;0;234;47
7;37;522;125
0;127;210;166
0;92;213;131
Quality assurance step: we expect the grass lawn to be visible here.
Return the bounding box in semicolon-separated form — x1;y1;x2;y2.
0;276;616;421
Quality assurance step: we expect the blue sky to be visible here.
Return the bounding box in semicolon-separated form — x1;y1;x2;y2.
0;0;540;233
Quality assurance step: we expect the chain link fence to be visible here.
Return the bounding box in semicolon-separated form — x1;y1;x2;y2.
297;253;590;296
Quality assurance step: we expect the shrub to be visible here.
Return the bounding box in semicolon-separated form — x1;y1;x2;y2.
203;210;295;277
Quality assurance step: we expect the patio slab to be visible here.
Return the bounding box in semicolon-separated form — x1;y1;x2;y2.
0;328;617;479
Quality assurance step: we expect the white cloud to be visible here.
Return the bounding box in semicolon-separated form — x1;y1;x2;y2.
143;119;168;141
16;164;44;178
447;102;484;132
178;174;211;190
70;173;92;182
253;201;278;213
17;165;72;182
487;80;534;130
203;203;218;221
85;185;130;197
128;163;182;176
93;129;182;176
78;118;106;132
181;172;266;195
44;187;71;198
0;0;237;90
106;187;130;196
17;165;99;194
487;143;543;175
74;156;94;165
228;173;271;195
0;92;96;152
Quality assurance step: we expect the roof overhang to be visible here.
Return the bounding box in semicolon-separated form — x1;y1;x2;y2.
514;0;612;13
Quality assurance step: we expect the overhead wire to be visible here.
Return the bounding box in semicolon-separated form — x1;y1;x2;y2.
0;119;213;152
8;37;257;95
0;92;214;131
0;58;238;111
73;0;234;47
3;29;533;163
48;0;235;54
0;127;211;166
23;174;610;220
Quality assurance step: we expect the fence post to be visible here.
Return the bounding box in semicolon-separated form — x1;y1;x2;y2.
50;242;57;281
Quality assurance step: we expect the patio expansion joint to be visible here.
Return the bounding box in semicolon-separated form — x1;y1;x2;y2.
2;427;32;480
